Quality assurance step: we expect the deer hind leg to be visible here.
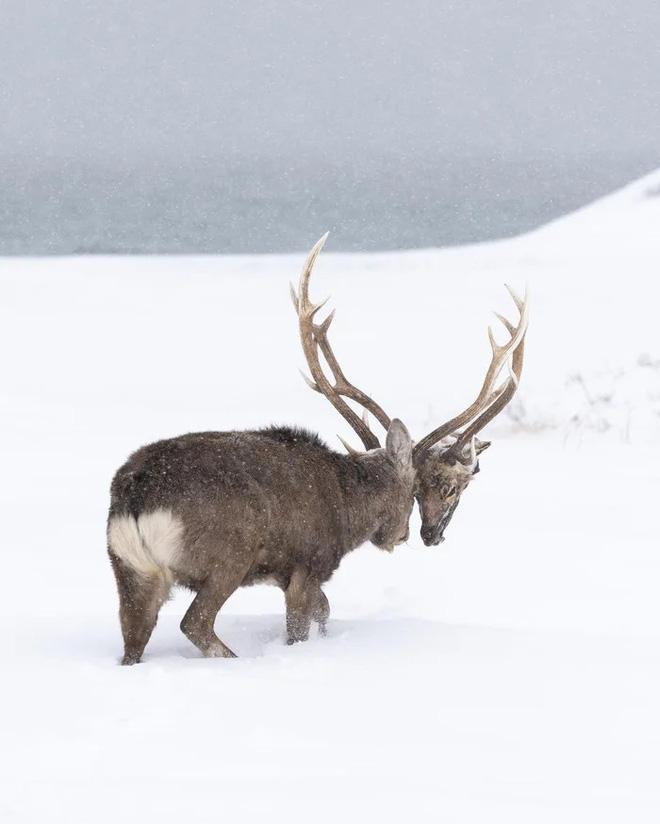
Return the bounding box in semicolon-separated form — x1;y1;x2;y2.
180;553;255;659
285;567;323;645
108;552;170;666
312;588;330;636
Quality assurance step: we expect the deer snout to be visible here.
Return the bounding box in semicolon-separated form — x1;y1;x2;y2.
420;523;446;547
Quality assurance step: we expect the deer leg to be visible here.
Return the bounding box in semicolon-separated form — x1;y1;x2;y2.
312;588;330;636
180;555;254;658
285;567;319;645
109;552;170;666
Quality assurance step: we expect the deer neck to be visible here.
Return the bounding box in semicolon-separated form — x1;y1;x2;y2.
338;452;400;552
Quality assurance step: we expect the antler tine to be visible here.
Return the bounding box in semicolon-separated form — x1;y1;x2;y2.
414;285;529;458
494;312;514;335
337;435;363;456
299;369;320;393
289;282;299;311
294;234;391;452
450;326;526;460
505;283;525;311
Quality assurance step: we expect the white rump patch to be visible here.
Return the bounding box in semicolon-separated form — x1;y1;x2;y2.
108;509;184;581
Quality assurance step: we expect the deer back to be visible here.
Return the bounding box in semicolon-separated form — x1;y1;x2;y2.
108;426;413;588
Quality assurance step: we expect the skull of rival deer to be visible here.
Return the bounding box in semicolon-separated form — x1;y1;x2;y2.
292;233;528;547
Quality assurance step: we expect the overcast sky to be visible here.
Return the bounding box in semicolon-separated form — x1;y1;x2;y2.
1;0;658;165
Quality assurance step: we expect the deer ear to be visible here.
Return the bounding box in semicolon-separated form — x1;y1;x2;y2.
385;419;412;472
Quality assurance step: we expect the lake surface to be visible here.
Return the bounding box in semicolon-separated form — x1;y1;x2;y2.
0;153;656;254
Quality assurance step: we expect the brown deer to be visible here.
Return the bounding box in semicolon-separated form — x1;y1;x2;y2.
107;234;528;664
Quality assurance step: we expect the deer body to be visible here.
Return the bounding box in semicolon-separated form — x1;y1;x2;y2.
108;233;528;665
108;425;414;664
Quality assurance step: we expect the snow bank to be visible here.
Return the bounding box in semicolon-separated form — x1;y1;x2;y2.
528;166;660;253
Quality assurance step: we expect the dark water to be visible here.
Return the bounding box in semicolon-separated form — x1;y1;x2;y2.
0;153;656;255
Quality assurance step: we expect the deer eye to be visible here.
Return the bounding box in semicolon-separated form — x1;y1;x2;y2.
447;485;457;496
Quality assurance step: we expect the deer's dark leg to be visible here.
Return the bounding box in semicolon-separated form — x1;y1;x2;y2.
109;551;170;666
285;567;323;644
312;588;330;636
180;554;254;658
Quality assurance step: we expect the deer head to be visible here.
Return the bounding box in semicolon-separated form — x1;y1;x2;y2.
291;234;529;547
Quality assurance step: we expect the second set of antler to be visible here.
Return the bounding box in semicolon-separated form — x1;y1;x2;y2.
107;234;528;664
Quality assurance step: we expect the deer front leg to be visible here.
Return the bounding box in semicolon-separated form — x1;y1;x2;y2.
285;569;329;643
312;588;330;636
285;567;318;644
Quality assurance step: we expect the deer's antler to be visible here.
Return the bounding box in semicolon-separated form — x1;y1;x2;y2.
413;285;529;462
291;233;392;451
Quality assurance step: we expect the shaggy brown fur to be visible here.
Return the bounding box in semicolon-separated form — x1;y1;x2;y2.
108;422;414;664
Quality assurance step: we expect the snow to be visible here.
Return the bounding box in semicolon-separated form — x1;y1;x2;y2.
1;170;660;822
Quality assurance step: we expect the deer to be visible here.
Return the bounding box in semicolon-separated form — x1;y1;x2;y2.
107;233;528;664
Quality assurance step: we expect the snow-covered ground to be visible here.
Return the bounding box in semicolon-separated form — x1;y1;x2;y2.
1;170;659;822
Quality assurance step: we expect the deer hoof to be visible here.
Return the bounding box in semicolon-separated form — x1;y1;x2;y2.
121;654;141;666
203;642;237;659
